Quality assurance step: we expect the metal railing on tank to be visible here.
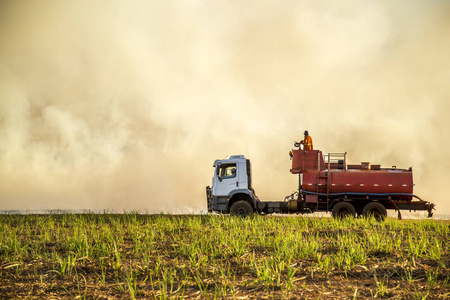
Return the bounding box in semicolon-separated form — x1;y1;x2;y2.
324;152;347;170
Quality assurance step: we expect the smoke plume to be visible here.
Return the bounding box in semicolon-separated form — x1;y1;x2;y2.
1;1;449;214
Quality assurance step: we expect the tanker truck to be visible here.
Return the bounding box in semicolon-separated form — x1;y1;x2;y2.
206;146;435;219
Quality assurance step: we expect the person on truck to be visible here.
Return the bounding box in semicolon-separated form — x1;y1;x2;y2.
300;130;313;150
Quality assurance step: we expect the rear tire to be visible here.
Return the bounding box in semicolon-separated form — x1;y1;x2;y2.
362;202;387;221
230;201;254;217
332;202;356;219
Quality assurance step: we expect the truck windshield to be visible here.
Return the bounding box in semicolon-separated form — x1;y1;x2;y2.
218;163;237;178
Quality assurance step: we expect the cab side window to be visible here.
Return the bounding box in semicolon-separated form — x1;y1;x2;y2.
219;164;237;179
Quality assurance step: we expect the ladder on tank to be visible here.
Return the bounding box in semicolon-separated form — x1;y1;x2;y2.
316;152;347;212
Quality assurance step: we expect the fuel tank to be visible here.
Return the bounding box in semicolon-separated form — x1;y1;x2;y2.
302;169;413;195
291;149;414;200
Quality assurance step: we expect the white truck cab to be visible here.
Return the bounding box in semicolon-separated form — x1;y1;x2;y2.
206;155;258;214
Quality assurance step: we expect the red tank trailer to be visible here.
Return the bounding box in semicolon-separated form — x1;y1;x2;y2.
289;149;434;218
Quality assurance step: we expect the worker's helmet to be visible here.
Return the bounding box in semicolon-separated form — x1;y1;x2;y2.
304;130;309;136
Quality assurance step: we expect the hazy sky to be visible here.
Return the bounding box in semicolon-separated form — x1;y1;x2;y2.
1;1;449;214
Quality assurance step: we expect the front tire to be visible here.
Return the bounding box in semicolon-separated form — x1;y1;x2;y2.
332;201;356;219
362;202;387;220
230;201;254;217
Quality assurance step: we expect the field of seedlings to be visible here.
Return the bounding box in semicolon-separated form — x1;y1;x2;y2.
0;213;449;299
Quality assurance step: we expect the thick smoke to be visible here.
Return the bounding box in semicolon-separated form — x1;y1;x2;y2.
0;1;449;214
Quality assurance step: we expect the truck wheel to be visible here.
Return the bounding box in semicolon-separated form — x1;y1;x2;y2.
230;201;254;217
331;202;356;219
362;202;387;220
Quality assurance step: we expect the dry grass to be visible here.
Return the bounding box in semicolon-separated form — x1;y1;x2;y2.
0;213;449;299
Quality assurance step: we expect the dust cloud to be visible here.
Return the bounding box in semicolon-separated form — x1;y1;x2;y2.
0;1;449;214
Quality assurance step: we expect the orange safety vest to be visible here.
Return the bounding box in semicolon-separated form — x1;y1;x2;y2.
303;135;313;150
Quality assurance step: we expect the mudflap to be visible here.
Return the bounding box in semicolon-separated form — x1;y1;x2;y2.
206;186;213;213
427;202;435;218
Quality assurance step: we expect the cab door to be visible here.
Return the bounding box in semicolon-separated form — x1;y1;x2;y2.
214;163;240;197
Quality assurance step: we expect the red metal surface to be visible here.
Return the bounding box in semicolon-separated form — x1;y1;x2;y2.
290;150;324;174
292;149;414;200
302;170;413;194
